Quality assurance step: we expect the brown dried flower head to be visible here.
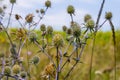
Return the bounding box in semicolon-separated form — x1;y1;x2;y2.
25;14;34;23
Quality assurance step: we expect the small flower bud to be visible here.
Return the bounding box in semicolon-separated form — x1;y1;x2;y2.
45;0;51;8
12;64;21;74
10;0;16;4
62;25;67;32
4;66;11;75
20;71;27;78
15;14;22;20
84;14;91;22
105;12;112;20
40;9;45;14
67;28;72;35
32;56;40;65
47;26;53;34
86;20;95;29
72;23;81;37
67;5;75;14
53;34;63;47
25;14;34;23
40;24;46;31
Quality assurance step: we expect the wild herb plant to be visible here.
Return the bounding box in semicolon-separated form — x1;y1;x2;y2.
0;0;117;80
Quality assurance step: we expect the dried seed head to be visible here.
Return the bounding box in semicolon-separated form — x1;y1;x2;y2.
45;0;51;8
72;22;81;37
67;5;75;14
25;14;34;23
53;34;63;47
43;63;55;78
40;24;46;31
67;28;72;35
105;12;112;20
86;20;95;29
47;26;53;34
0;53;4;58
62;25;67;32
4;66;11;75
32;56;40;65
15;14;22;20
10;0;16;4
12;64;21;74
84;14;91;22
20;71;27;78
40;9;45;14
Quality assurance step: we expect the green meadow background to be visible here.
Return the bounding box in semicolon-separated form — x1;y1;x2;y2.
0;29;120;80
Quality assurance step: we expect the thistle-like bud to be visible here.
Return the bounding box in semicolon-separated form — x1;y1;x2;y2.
20;71;27;78
10;0;16;4
25;14;34;23
4;66;11;75
15;14;22;20
62;25;67;32
45;0;51;8
12;64;21;74
105;12;112;20
72;23;81;37
67;28;72;35
40;24;46;31
53;34;63;47
40;9;45;14
32;56;40;65
0;53;4;58
67;5;75;15
86;20;95;29
16;28;26;39
84;14;91;22
47;26;53;34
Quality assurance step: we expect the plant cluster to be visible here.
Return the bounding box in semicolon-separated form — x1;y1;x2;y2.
0;0;117;80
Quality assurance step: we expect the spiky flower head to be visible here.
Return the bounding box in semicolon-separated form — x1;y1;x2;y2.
84;14;91;22
67;5;75;15
43;63;55;78
15;14;22;20
25;14;34;23
45;0;51;8
53;34;63;47
40;9;45;14
10;0;16;4
72;22;81;37
47;26;53;34
0;53;4;58
4;66;11;75
40;24;46;31
105;12;112;20
62;25;67;32
32;56;40;65
67;28;72;35
12;64;21;74
86;20;95;29
20;71;27;78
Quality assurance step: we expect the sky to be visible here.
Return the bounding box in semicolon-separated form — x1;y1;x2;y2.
1;0;120;31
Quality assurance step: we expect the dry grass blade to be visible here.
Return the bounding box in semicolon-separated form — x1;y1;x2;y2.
90;0;106;80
